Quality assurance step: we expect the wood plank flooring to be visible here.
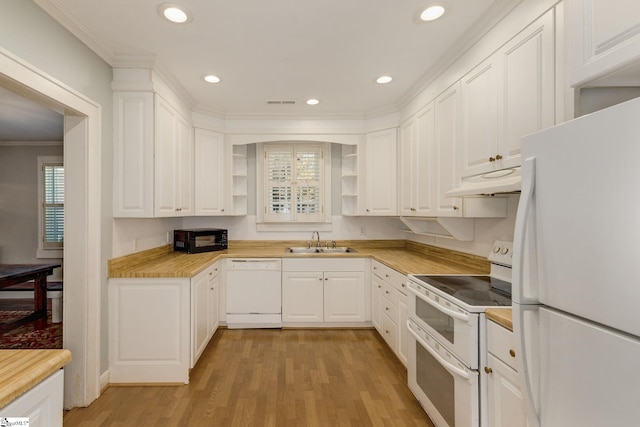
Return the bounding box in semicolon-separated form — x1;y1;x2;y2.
64;328;434;426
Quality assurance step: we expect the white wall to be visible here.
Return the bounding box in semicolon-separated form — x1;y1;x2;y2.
0;0;113;372
0;144;63;277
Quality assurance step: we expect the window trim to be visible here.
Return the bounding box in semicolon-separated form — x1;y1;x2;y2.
37;156;64;259
256;142;332;230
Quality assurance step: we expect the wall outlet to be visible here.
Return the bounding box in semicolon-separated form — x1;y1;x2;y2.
359;226;366;236
166;231;171;243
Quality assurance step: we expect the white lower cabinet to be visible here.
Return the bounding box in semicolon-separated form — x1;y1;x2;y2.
371;260;408;366
281;258;367;326
485;320;528;427
191;262;219;367
109;261;219;384
0;369;64;426
282;272;324;323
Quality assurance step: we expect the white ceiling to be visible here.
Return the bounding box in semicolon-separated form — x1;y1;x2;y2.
2;0;518;140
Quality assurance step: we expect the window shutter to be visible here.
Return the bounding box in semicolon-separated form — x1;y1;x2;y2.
43;164;64;248
264;147;293;221
263;144;324;223
295;146;323;221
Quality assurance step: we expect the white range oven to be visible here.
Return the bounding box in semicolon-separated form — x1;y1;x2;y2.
406;241;513;427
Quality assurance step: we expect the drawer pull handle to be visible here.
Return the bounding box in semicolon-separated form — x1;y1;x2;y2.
509;349;516;358
484;366;493;374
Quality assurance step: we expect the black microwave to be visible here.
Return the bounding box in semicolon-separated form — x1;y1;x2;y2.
173;228;228;253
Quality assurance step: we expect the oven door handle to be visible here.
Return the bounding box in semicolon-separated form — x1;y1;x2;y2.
407;321;471;382
407;284;471;323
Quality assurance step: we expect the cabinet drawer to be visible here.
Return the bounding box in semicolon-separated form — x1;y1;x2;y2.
487;319;517;371
381;312;398;351
381;294;398;321
380;281;398;306
372;260;407;294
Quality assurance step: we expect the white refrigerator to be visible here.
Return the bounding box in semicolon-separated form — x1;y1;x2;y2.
513;96;640;427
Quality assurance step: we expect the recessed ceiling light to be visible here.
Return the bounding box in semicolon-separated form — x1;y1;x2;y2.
306;99;320;105
203;74;221;84
158;3;192;24
376;76;393;84
420;4;446;21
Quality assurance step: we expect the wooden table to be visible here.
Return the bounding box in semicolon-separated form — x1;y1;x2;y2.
0;264;60;331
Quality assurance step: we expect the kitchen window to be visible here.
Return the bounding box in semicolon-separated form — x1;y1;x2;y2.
38;156;64;257
257;143;331;226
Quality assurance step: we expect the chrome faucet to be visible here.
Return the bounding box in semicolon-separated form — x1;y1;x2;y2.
311;231;321;247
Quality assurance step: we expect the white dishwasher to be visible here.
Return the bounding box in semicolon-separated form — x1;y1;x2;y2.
226;258;282;329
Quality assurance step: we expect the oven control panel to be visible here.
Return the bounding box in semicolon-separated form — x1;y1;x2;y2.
488;240;513;267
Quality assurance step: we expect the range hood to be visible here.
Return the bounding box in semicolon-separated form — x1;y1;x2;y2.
445;167;521;197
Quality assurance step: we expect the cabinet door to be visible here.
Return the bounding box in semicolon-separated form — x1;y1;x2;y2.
568;0;640;86
208;264;219;337
154;95;178;217
397;296;408;366
194;129;226;215
324;271;365;322
498;9;555;169
176;115;194;215
434;83;462;216
399;117;416;216
365;128;397;216
282;272;324;323
113;92;154;217
486;353;528;427
371;273;383;332
192;270;210;367
461;56;500;177
414;103;436;216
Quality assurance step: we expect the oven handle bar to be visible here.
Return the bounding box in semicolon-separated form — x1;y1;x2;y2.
407;284;471;323
407;321;471;381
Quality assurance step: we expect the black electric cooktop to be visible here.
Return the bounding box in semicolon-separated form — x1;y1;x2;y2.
412;275;512;307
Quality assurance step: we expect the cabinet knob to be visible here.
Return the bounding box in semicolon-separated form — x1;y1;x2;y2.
325;277;328;281
489;157;496;162
366;209;370;212
385;330;389;334
496;154;503;160
221;208;225;212
385;290;389;294
401;283;406;288
385;306;389;311
453;206;459;210
484;366;493;374
509;349;516;358
210;287;214;290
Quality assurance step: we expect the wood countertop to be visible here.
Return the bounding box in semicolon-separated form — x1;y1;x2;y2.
0;349;72;408
486;308;513;331
108;240;491;278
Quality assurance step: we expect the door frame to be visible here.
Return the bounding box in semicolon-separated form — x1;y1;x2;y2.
0;46;102;408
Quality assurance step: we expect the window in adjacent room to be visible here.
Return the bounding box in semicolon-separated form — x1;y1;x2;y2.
38;156;64;257
258;143;331;225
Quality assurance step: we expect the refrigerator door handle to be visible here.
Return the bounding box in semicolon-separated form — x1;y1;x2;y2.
513;156;538;304
513;303;541;427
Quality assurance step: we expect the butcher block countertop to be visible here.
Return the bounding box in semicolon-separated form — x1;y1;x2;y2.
486;308;513;331
0;349;71;408
109;240;491;278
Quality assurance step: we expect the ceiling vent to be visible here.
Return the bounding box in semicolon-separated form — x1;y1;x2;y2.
267;100;296;105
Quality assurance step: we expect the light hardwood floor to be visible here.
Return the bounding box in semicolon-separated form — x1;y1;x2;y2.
64;328;434;426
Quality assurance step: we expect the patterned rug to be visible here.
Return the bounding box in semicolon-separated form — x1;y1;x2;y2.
0;301;62;349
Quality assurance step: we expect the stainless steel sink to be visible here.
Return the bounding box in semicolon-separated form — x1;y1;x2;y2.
287;247;322;254
286;247;358;254
319;247;358;253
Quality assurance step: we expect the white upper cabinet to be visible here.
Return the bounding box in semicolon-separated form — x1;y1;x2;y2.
399;103;436;216
194;128;226;215
113;92;154;217
461;9;555;178
113;90;194;218
154;94;194;217
568;0;640;86
434;82;462;217
364;128;397;216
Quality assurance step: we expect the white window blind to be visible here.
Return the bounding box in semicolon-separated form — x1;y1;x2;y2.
263;144;324;222
43;162;64;249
